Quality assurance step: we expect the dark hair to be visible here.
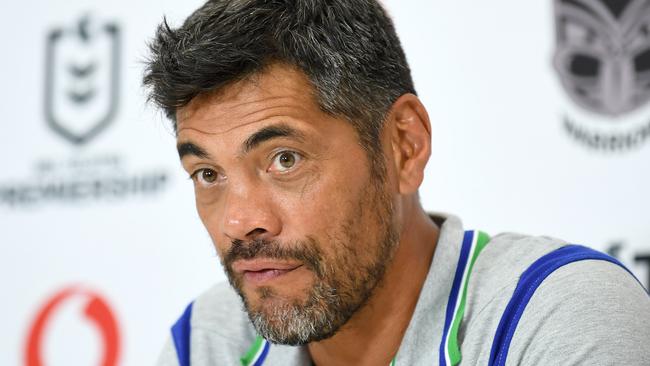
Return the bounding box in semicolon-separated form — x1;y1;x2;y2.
143;0;416;172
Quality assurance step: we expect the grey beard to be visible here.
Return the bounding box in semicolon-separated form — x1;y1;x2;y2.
233;216;400;345
225;179;399;345
247;282;341;345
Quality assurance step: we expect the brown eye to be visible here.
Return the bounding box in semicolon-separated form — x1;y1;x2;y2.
279;152;295;168
202;169;217;183
270;151;302;173
192;168;221;187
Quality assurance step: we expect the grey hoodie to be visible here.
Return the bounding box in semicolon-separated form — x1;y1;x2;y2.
157;214;650;365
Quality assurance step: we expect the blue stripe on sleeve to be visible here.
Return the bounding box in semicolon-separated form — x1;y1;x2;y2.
171;302;194;366
488;245;638;366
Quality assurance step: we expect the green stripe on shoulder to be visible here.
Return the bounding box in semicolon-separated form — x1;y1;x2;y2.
474;231;490;258
447;230;491;365
240;335;264;366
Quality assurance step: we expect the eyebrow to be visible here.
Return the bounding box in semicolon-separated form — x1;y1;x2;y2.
241;124;305;155
177;141;211;160
176;123;306;161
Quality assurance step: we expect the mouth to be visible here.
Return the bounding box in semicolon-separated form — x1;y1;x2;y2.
232;259;303;286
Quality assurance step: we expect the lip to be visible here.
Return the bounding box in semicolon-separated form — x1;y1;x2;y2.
232;259;303;285
232;259;302;273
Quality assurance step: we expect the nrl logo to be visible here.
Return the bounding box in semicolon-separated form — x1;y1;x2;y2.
553;0;650;150
44;15;120;145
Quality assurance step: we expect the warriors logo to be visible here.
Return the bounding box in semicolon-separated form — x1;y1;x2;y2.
45;15;120;145
553;0;650;150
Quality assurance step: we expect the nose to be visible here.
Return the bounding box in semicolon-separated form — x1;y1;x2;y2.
220;183;282;242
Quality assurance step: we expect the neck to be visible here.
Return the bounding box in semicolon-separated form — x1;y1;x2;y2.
307;206;439;366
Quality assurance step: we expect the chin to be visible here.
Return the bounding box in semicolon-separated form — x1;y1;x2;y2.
242;281;352;346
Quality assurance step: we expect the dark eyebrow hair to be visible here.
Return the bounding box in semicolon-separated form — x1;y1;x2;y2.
241;124;305;154
176;124;304;161
177;141;211;160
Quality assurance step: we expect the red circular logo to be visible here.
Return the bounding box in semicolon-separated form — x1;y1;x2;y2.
25;286;120;366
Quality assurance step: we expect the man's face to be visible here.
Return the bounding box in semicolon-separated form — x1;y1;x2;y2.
176;64;400;345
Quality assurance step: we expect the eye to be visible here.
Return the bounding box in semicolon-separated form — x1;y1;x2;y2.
190;168;222;187
268;151;302;173
634;48;650;73
569;54;600;77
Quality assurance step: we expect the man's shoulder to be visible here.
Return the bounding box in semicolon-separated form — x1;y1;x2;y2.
459;233;563;335
472;233;567;287
467;231;645;306
464;231;643;316
157;283;256;366
169;282;310;366
468;232;566;301
459;231;650;364
190;281;255;341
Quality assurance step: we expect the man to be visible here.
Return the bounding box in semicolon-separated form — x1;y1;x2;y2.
143;0;650;365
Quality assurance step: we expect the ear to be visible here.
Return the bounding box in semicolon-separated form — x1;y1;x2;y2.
386;93;432;195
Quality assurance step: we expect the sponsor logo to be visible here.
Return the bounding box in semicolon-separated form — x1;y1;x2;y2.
553;0;650;151
45;15;120;145
0;13;169;208
0;155;168;207
25;286;120;366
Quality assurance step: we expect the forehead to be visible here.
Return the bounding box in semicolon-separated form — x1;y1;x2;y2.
176;63;321;136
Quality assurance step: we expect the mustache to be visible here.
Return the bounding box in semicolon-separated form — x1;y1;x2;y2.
224;238;324;277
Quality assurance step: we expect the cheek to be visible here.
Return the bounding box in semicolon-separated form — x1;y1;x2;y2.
194;186;222;208
195;196;212;230
279;162;371;244
194;197;228;253
193;185;220;230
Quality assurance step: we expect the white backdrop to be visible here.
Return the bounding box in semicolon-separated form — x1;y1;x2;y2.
1;1;648;365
